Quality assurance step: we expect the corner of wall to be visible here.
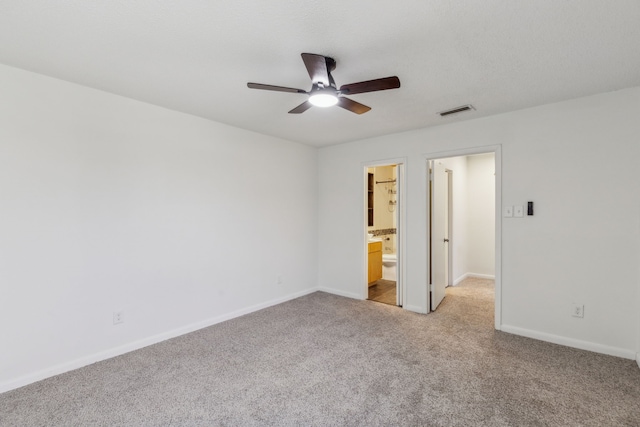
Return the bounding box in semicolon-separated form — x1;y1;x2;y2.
404;304;428;314
316;286;361;300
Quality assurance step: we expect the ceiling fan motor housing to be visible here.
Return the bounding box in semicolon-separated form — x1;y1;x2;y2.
247;53;400;114
309;83;338;107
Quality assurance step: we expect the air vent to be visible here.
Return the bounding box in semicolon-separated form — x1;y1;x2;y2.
439;104;475;117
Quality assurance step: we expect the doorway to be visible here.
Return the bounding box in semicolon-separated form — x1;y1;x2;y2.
364;162;404;307
427;150;500;327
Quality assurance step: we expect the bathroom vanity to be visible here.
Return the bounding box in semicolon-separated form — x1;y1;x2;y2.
368;241;382;285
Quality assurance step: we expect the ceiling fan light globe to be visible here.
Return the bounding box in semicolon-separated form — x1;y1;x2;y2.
309;93;338;107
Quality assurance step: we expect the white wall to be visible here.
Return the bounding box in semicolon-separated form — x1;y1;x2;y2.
318;87;640;359
0;64;318;392
466;154;495;277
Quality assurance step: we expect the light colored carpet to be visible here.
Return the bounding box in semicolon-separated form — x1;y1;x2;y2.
1;278;639;426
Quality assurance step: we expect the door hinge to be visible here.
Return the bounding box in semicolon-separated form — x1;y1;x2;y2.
429;283;434;292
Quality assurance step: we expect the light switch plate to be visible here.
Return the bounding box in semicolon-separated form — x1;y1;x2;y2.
503;206;513;217
514;205;524;217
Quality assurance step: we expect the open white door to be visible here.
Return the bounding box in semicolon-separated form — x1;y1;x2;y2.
431;161;448;310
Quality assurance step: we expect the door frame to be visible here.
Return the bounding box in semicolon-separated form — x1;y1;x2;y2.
447;168;453;287
362;158;406;307
424;146;502;330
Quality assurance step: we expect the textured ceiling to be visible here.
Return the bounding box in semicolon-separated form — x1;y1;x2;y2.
1;1;640;147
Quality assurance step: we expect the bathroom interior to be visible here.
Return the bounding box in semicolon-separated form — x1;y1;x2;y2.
366;164;398;306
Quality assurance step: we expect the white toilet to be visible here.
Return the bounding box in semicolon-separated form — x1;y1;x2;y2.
382;253;397;281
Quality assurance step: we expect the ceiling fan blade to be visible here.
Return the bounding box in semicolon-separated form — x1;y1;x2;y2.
301;53;330;85
288;101;313;114
337;97;371;114
339;76;400;95
247;82;307;94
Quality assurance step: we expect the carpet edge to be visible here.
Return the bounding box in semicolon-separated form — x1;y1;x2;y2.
0;286;320;394
501;324;636;360
316;286;361;300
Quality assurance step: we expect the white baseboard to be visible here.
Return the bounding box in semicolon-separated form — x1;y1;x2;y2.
501;324;636;360
316;286;362;300
453;272;496;286
0;287;318;394
636;352;640;370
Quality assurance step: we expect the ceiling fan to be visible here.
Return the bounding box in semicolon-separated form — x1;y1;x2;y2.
247;53;400;114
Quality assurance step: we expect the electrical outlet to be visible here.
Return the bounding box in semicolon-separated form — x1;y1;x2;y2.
571;304;584;318
514;205;524;217
113;310;124;325
503;206;513;217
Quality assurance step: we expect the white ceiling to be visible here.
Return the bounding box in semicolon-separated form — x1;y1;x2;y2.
1;1;640;147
